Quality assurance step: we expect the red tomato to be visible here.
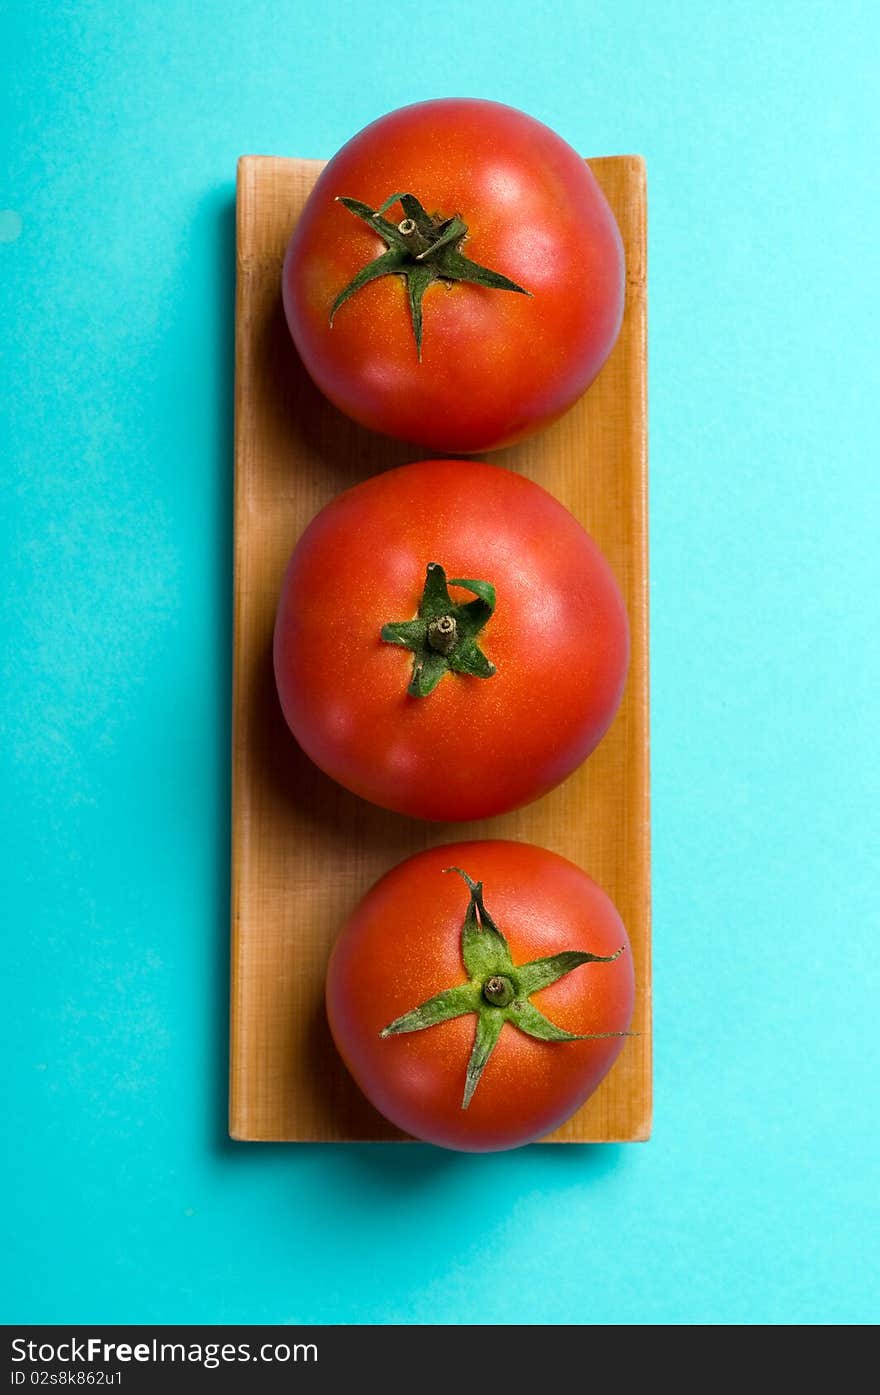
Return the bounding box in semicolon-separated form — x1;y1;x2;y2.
282;98;624;453
273;458;628;821
326;841;635;1151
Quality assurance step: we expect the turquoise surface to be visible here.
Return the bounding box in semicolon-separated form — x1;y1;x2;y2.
2;1;878;1325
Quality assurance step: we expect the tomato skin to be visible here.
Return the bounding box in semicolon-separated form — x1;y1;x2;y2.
282;98;624;453
326;841;635;1151
273;459;628;821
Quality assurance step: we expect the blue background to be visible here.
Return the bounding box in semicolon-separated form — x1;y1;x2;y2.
2;0;878;1325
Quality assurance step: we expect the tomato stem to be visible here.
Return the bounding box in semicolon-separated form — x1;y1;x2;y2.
381;563;496;698
483;975;515;1008
427;614;458;655
330;192;531;359
380;868;633;1110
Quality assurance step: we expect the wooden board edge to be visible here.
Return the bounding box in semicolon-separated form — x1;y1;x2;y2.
228;155;258;1141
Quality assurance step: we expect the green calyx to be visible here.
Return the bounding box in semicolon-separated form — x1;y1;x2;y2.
380;868;629;1110
330;191;531;358
381;563;496;698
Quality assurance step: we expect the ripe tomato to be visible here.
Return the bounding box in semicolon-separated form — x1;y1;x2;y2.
273;458;628;821
282;98;624;453
326;841;635;1151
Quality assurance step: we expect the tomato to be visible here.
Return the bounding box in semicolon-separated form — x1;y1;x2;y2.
282;98;624;453
273;458;628;821
326;841;635;1151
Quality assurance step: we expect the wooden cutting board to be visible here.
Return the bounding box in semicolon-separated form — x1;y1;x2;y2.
230;154;650;1143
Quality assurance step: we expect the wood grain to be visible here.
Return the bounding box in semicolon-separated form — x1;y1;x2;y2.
230;155;650;1143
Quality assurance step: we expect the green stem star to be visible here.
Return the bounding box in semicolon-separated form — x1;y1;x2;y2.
380;868;630;1109
381;563;497;698
330;191;531;358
